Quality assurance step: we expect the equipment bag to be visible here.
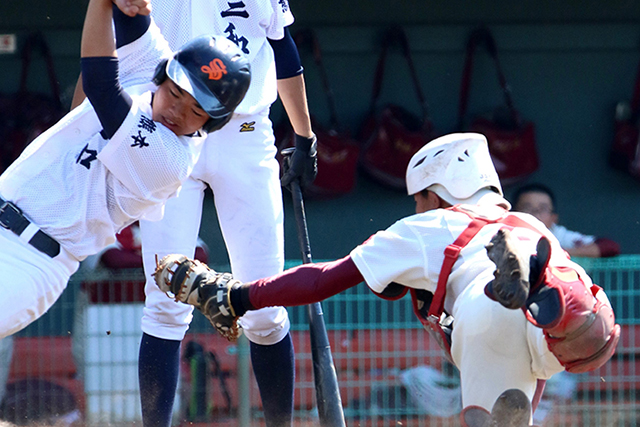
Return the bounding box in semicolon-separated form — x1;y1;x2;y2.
275;28;360;198
457;27;539;186
0;32;66;174
358;26;436;192
610;52;640;181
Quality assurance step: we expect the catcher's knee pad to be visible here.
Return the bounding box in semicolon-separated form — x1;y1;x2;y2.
525;266;620;373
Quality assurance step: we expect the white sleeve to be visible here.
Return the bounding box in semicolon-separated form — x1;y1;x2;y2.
350;220;430;294
117;18;172;89
550;224;596;249
266;0;295;40
97;94;199;204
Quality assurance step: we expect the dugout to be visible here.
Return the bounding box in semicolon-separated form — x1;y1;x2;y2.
0;1;639;259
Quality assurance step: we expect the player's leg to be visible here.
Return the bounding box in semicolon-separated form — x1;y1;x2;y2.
452;280;539;425
486;229;620;373
206;111;294;426
0;231;78;338
138;177;206;427
0;335;13;405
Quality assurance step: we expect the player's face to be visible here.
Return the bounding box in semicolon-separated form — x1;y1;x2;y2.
514;191;558;228
152;79;209;135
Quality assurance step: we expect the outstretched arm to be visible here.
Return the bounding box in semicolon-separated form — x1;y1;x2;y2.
236;255;364;315
566;237;620;258
153;254;364;341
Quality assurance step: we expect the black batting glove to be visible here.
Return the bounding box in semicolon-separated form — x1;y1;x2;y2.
280;133;318;189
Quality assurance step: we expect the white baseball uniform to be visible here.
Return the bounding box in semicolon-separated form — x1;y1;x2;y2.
0;21;205;339
140;0;294;345
350;204;582;411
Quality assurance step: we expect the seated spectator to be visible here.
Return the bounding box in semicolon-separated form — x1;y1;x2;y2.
511;183;620;258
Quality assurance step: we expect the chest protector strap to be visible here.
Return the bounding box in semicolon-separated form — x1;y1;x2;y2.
413;206;541;362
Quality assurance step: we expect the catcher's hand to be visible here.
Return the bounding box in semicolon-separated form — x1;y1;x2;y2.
153;254;243;341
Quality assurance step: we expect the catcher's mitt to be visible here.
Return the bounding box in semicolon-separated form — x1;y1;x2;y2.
153;254;243;341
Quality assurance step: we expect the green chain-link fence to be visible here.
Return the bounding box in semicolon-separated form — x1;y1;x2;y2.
1;256;638;426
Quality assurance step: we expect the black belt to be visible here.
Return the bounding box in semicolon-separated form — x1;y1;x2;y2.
0;197;60;258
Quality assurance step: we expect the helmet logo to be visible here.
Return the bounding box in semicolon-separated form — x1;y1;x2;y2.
201;58;228;80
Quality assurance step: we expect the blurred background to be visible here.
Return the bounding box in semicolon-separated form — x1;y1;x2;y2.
1;0;640;259
0;1;639;426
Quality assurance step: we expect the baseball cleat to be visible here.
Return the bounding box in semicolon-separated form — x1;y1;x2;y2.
490;389;532;427
485;229;530;309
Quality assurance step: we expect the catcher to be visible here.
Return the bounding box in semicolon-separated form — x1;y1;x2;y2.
155;133;620;426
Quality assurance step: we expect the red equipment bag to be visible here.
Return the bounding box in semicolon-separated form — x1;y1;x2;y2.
358;26;436;192
0;32;66;174
275;28;360;198
610;52;640;181
457;27;539;186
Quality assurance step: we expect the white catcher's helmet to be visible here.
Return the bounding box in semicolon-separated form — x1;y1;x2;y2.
405;133;510;208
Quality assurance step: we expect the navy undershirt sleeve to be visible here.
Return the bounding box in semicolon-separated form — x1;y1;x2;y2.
81;57;132;139
113;4;150;48
268;27;303;79
79;6;149;138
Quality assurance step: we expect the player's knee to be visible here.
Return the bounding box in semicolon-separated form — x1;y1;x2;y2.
240;307;291;346
243;324;290;346
141;307;193;341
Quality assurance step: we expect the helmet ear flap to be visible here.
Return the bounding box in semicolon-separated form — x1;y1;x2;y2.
152;59;169;86
202;113;232;134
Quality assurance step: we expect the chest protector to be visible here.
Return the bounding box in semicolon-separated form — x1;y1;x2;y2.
374;205;620;373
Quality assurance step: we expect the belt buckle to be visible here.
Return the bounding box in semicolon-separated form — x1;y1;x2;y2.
0;201;23;230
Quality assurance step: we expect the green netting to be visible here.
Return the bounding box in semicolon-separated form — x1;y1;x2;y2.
2;256;639;426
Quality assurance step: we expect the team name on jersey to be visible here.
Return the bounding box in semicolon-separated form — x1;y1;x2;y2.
279;0;289;13
76;144;98;170
131;115;156;148
221;2;251;54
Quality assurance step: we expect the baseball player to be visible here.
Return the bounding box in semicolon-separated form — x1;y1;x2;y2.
154;133;620;426
134;1;316;426
0;0;250;339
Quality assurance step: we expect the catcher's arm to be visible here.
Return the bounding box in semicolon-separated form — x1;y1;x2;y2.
153;254;365;340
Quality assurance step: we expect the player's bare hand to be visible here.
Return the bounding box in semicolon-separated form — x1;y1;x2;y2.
113;0;152;17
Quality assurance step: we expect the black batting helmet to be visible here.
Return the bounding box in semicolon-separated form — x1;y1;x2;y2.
152;35;251;133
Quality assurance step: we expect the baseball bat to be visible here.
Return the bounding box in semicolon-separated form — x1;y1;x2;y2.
290;180;346;427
